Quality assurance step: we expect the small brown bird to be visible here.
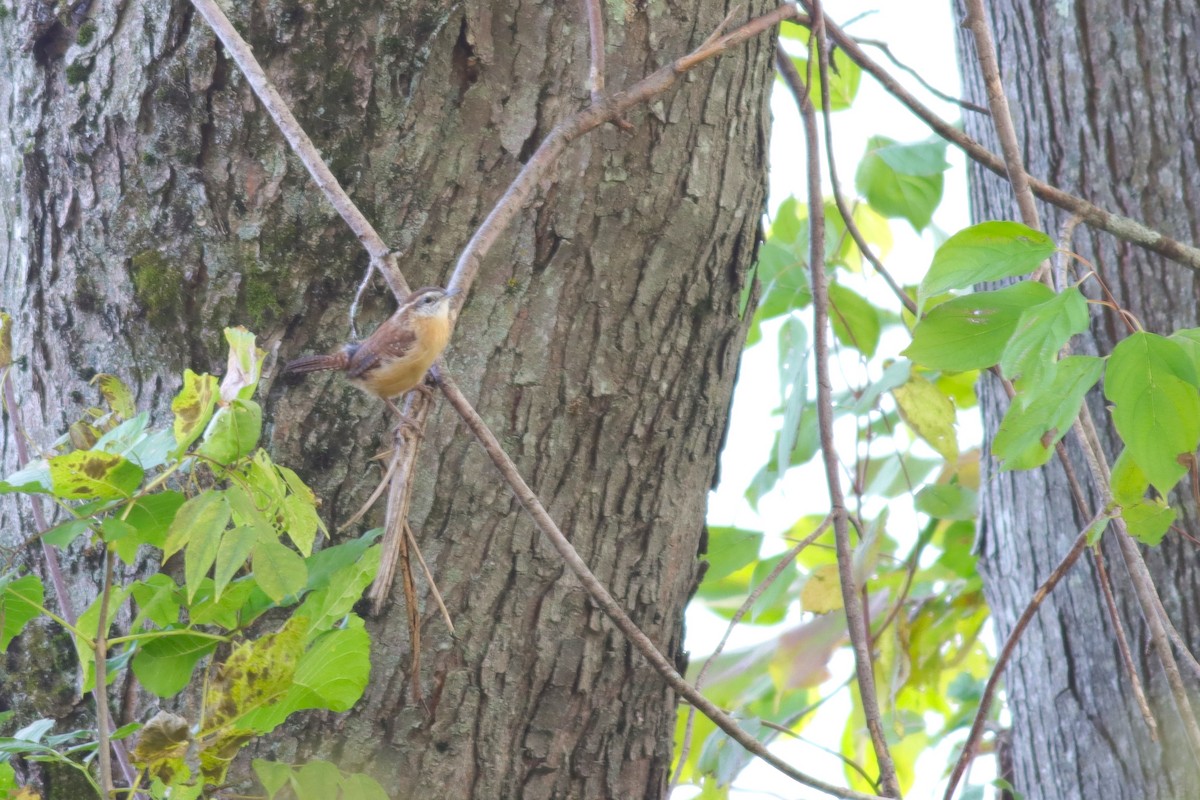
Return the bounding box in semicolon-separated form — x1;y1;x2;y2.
285;287;454;407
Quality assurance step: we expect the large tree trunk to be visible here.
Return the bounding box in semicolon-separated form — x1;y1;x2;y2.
956;2;1200;797
0;1;772;798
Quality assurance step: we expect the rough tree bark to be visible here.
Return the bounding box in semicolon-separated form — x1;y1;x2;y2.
956;2;1200;798
0;1;773;798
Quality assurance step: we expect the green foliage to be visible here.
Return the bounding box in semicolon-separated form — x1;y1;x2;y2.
855;136;948;231
0;328;380;798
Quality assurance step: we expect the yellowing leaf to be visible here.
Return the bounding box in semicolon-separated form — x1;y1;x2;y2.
892;375;958;463
91;373;136;419
801;564;842;613
48;450;143;500
172;370;219;452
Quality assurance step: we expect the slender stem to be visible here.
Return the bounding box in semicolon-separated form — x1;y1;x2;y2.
434;367;886;800
1091;545;1158;738
186;0;411;300
446;4;810;307
803;8;899;793
775;45;914;316
941;527;1091;800
669;516;832;793
961;0;1040;229
803;6;1200;272
94;549;116;798
582;0;606;105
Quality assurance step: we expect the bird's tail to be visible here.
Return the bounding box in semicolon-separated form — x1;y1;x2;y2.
285;353;346;374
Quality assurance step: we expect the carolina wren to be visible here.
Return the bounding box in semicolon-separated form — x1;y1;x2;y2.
285;287;454;403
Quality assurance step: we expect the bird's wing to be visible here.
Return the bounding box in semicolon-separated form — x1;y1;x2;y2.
346;325;418;379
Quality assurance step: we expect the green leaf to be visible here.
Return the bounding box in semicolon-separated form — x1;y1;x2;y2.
993;356;1104;470
702;528;762;585
892;375;958;462
0;574;44;651
917;222;1056;311
101;517;139;564
1104;332;1200;493
188;578;259;629
1110;449;1149;506
0;459;52;494
163;491;231;563
871;138;950;175
214;526;257;601
131;575;182;629
1122;498;1175;546
786;46;861;111
1084;512;1112;546
91;373;136;419
303;529;383;592
999;287;1090;389
42;518;92;548
236;624;371;732
776;316;809;482
132;633;219;697
172;370;219;453
294;759;341;800
914;484;978;520
338;772;390;800
185;516;224;604
252;538;308;604
253;760;294;800
295;546;381;640
124;491;186;556
49;450;143;500
828;282;881;357
280;494;320;558
196;399;262;466
904;281;1055;372
856;136;945;231
205;618;307;733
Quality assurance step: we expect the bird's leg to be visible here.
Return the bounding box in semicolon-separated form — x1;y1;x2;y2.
385;394;429;440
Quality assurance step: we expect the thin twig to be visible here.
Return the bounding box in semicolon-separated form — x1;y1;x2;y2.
582;0;605;105
406;521;454;632
445;4;811;306
669;516;832;793
802;6;1200;272
854;38;989;115
961;0;1040;230
941;527;1091;800
94;549;116;798
761;720;881;792
804;7;900;794
434;366;886;800
776;43;914;316
1091;544;1158;738
187;0;411;302
1;363;138;791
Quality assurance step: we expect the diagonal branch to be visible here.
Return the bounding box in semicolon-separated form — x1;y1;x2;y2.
800;5;1200;272
433;366;887;800
188;0;411;301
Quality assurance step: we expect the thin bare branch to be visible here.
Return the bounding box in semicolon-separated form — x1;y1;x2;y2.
446;4;810;305
775;43;914;316
961;0;1040;230
801;6;1200;272
1091;544;1158;739
2;366;138;792
582;0;606;105
670;516;832;793
406;521;454;632
434;366;887;800
94;550;116;798
804;7;900;794
941;527;1091;800
854;38;989;115
187;0;411;301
